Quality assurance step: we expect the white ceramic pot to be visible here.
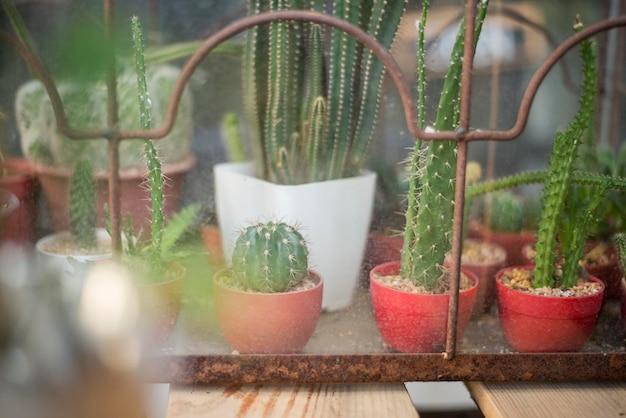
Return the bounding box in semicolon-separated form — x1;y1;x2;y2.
36;228;114;301
214;162;376;311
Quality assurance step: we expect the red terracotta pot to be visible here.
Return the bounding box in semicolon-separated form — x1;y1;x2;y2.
496;265;605;353
213;270;323;354
469;221;536;267
363;233;404;269
0;158;40;245
369;261;478;353
449;239;507;316
140;262;186;346
0;189;19;238
35;154;195;234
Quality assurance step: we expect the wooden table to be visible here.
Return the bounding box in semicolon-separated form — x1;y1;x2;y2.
166;383;420;417
466;381;626;418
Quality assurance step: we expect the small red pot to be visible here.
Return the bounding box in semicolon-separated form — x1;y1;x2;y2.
0;158;40;245
0;189;19;238
469;221;536;267
496;265;605;353
200;224;225;267
369;261;478;353
213;270;323;354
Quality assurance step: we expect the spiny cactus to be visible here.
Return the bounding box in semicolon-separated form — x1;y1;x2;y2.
232;221;309;292
486;191;524;233
613;233;626;276
244;0;406;185
69;159;97;250
400;0;489;290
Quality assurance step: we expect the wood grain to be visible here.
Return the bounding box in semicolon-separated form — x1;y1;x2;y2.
466;381;626;418
166;383;420;417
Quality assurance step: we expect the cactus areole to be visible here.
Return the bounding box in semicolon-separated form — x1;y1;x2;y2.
232;221;309;293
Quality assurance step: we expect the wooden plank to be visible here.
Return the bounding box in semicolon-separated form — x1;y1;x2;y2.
166;383;420;418
466;381;626;418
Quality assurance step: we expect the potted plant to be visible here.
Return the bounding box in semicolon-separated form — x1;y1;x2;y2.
214;0;406;311
4;1;196;235
110;17;202;346
468;190;538;266
213;219;323;354
35;158;115;300
494;22;612;353
369;0;487;353
0;112;40;245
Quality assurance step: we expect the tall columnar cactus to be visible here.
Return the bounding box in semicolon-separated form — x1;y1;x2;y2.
400;0;489;290
69;159;97;250
243;0;406;184
232;221;309;292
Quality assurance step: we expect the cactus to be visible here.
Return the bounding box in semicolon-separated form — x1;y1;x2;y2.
486;192;525;233
69;159;97;250
613;233;626;277
400;0;489;290
243;0;406;184
231;221;309;293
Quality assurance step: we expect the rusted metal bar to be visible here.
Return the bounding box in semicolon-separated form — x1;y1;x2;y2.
142;353;626;384
445;0;478;360
103;0;123;254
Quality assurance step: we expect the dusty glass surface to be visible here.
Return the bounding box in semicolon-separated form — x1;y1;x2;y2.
0;0;624;370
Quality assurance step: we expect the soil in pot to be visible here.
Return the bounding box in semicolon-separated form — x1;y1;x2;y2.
469;220;536;267
496;265;605;353
213;270;323;354
522;241;621;300
369;261;478;353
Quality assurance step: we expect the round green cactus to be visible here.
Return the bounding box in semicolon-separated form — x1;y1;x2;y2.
232;221;309;293
487;191;524;233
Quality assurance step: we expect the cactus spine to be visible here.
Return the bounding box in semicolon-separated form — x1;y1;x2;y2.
614;233;626;277
69;159;97;250
232;221;309;292
243;0;406;185
400;0;489;290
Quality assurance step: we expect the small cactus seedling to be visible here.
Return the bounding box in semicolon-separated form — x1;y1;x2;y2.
232;221;309;293
69;159;97;250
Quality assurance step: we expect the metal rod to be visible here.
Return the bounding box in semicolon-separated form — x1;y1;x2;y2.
445;0;477;361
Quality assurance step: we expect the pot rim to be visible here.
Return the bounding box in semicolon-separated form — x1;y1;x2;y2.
213;268;323;296
495;264;606;300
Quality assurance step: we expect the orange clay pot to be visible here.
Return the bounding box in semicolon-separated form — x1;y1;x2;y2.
213;270;323;354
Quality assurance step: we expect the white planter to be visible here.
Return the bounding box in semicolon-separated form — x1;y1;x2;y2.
214;162;376;311
36;228;114;301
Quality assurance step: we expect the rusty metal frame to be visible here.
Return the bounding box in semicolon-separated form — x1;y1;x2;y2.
3;0;626;381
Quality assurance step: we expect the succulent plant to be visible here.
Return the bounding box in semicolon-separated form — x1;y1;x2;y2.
231;221;309;293
400;0;489;291
484;191;525;233
69;159;97;250
613;233;626;277
243;0;406;185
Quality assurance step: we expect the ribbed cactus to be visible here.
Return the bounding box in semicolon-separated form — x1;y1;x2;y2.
69;159;97;250
400;0;489;290
486;191;524;233
243;0;406;185
232;221;309;292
